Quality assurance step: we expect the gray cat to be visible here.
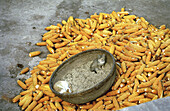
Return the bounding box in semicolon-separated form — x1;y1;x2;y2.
90;54;106;73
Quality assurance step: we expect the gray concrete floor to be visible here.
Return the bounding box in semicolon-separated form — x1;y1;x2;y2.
0;0;170;110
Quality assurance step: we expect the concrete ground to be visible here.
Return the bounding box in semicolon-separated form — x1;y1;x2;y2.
0;0;170;110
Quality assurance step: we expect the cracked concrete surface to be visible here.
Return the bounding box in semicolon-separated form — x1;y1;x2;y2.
0;0;170;110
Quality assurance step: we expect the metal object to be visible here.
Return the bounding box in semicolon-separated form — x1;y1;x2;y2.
49;49;116;104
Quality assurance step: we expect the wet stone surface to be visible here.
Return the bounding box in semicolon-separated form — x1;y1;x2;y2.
0;0;170;110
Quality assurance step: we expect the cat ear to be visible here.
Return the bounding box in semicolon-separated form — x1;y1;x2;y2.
98;55;101;58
